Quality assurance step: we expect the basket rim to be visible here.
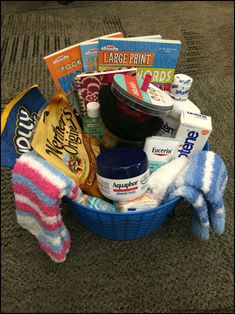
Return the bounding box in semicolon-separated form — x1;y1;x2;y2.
66;195;182;216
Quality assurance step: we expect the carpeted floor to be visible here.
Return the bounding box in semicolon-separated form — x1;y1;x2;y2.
1;1;234;313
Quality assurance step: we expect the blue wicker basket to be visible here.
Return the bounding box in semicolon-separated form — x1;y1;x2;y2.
65;142;209;241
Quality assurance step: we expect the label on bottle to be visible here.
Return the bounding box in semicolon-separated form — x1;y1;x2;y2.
96;170;149;202
83;118;104;142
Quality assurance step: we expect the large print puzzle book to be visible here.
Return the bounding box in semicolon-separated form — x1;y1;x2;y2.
80;34;162;73
98;37;181;92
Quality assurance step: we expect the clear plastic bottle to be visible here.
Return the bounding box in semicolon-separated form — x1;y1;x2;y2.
156;74;201;138
83;102;104;143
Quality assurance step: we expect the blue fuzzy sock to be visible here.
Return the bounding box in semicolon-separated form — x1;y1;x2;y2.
166;185;210;240
165;151;228;240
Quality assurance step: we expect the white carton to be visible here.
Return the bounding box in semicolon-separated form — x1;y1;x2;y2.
174;111;212;158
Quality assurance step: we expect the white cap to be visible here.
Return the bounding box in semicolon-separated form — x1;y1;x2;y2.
173;74;193;85
169;99;201;120
87;102;100;118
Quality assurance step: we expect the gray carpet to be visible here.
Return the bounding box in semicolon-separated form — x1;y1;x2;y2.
1;1;234;313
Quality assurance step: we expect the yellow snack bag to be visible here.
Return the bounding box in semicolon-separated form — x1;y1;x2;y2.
31;91;103;199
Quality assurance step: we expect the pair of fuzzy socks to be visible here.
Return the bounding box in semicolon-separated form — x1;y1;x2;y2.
149;151;228;240
12;151;84;263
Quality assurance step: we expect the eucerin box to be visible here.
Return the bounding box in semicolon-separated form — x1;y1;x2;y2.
175;111;212;158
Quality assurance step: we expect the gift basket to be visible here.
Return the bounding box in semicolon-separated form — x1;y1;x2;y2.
3;32;227;263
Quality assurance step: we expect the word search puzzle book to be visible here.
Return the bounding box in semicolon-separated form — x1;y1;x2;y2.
98;37;181;92
44;37;99;96
80;32;124;73
80;34;162;72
